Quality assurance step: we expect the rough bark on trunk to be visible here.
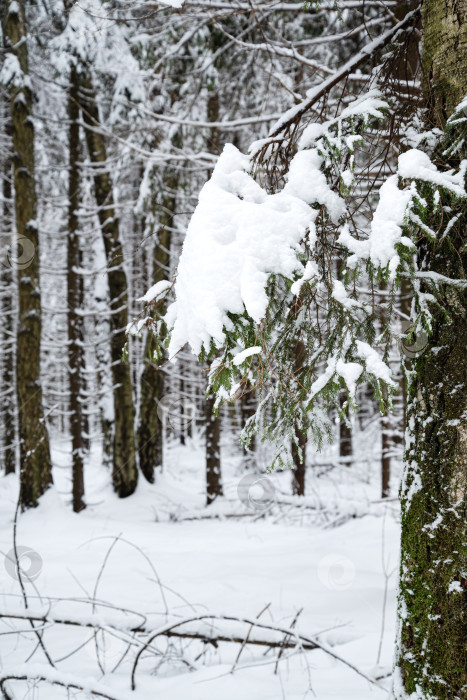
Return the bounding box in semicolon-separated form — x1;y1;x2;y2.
395;2;467;696
78;76;137;498
205;392;222;505
3;0;52;507
291;425;307;496
1;118;16;475
204;46;223;503
67;67;85;512
137;178;175;481
292;340;307;495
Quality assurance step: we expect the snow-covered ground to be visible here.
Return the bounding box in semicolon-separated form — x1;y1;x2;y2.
0;433;400;699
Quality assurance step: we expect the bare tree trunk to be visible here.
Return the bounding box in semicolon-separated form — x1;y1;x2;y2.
381;403;391;499
338;393;352;466
137;165;176;481
204;45;223;503
292;340;307;495
206;392;222;505
78;76;137;498
1;117;16;475
67;67;85;512
241;385;257;470
396;2;467;696
291;425;307;496
3;0;52;507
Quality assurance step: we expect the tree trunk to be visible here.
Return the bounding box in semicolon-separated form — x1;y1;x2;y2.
204;49;223;504
206;392;222;505
137;180;174;480
3;0;52;507
338;394;352;466
395;2;467;696
78;76;138;498
1;117;16;475
241;384;257;470
381;407;391;499
292;339;307;495
291;424;307;496
67;67;85;512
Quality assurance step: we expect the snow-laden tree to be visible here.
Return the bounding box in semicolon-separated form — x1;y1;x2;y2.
139;2;467;697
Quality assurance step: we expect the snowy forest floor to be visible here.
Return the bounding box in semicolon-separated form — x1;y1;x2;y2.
0;428;401;699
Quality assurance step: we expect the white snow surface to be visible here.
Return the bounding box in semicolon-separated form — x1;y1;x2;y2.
0;431;400;700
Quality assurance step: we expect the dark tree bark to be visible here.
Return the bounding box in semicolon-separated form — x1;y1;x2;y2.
1;117;16;475
396;2;467;697
3;0;52;507
138;174;175;481
204;35;223;504
338;394;352;466
78;76;137;498
205;392;222;505
291;340;307;495
67;67;85;512
291;424;307;496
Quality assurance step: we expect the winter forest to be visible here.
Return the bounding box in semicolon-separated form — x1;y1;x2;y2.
0;0;466;698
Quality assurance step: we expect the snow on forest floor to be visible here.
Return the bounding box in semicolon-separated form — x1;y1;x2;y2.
0;431;401;699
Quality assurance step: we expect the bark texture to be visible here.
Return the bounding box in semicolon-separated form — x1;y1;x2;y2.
138;173;175;482
78;76;137;498
1;118;16;476
3;0;52;507
67;68;85;512
205;393;223;505
292;340;307;495
396;2;467;696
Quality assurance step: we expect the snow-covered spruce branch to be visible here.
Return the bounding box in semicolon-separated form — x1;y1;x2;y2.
138;91;467;469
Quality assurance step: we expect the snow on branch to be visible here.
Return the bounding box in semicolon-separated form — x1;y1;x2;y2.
266;6;420;140
166;143;317;356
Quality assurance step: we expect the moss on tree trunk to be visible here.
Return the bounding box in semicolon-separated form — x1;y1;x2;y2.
396;2;467;697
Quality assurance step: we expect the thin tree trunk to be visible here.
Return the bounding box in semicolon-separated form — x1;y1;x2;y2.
241;385;257;470
291;425;307;496
381;401;391;499
3;0;52;507
205;50;223;503
206;392;222;505
1;117;16;475
67;67;85;512
338;393;352;466
78;76;137;498
292;340;307;495
396;2;467;696
137;168;176;481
